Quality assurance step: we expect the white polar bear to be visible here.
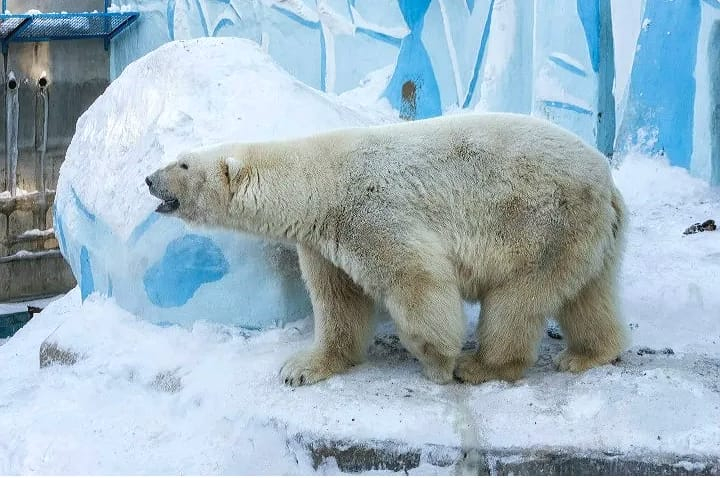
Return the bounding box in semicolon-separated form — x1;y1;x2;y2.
146;113;628;386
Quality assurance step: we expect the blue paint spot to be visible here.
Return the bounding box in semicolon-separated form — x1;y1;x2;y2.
617;0;700;168
80;246;95;301
356;27;402;47
577;0;600;73
542;100;594;115
167;0;175;40
144;234;229;308
212;18;234;37
384;31;442;119
463;0;496;108
270;4;320;29
128;213;160;245
398;0;431;29
71;187;96;223
466;0;475;13
548;54;587;77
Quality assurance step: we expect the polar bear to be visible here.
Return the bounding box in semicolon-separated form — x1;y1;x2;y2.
146;113;627;386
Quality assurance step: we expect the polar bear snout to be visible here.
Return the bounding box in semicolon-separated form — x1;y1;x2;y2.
146;170;180;214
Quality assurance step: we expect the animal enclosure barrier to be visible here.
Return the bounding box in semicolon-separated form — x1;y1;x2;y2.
0;1;138;302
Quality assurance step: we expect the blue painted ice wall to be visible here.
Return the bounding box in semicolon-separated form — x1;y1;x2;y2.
110;0;720;185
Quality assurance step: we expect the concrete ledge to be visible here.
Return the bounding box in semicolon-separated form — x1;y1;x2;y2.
301;438;720;474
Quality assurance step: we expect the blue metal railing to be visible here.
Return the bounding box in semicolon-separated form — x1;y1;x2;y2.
0;1;138;53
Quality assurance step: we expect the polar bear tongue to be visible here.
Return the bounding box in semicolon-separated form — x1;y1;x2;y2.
155;198;179;214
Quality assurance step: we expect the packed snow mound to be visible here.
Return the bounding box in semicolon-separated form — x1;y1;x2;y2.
54;37;387;329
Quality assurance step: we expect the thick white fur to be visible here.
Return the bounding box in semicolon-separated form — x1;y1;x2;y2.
147;113;628;386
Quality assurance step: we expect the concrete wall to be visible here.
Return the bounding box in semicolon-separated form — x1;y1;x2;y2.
1;0;111;300
109;0;720;185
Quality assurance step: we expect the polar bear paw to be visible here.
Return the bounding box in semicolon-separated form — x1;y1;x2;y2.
555;349;616;373
454;352;525;384
280;350;349;386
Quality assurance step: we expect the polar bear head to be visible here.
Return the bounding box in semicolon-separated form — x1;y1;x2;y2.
146;146;245;227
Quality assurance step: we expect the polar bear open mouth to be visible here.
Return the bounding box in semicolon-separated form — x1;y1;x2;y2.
155;197;179;213
148;188;179;213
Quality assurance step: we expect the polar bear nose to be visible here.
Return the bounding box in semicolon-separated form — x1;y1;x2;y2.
145;176;153;187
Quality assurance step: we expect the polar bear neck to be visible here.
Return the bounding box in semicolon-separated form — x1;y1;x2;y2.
225;139;341;244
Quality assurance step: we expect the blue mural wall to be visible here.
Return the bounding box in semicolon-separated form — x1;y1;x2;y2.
110;0;720;185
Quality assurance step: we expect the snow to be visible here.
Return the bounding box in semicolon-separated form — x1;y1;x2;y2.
0;296;59;316
0;187;32;199
1;149;719;473
16;228;54;239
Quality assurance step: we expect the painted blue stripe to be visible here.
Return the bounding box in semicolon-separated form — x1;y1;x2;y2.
270;4;320;29
191;0;209;36
398;0;431;30
356;27;402;47
541;100;593;115
463;0;496;108
80;246;95;301
71;187;96;223
616;0;700;168
596;0;616;157
548;55;587;77
128;212;160;245
466;0;475;13
577;0;601;72
166;0;175;40
212;17;234;36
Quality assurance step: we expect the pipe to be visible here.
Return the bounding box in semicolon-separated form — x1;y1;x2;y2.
6;70;18;197
36;74;49;227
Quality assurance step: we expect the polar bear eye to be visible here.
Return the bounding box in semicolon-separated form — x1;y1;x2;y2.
180;163;189;170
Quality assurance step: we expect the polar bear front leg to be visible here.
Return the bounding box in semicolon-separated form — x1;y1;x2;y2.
280;245;375;386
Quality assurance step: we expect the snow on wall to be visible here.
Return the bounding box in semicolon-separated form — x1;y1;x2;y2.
110;0;720;185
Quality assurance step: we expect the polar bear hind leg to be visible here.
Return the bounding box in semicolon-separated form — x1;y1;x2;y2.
554;256;626;372
455;284;548;384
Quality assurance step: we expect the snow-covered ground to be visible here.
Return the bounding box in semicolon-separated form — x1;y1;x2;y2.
1;150;718;474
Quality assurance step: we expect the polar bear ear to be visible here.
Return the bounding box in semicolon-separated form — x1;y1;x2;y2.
223;156;245;193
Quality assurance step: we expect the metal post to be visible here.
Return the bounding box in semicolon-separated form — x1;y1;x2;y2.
36;74;49;228
104;0;112;50
6;70;18;197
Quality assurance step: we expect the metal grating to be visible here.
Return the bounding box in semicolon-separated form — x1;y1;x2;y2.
0;11;138;52
0;16;27;38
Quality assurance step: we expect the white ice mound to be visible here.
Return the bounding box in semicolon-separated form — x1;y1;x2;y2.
54;37;380;329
